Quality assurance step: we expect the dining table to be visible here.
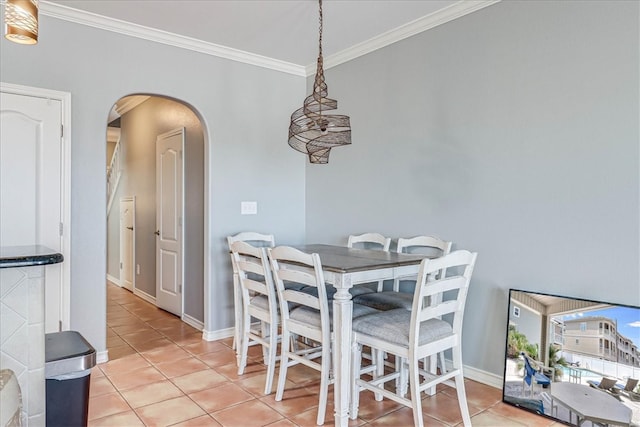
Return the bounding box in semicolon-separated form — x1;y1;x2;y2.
293;244;431;427
550;382;632;426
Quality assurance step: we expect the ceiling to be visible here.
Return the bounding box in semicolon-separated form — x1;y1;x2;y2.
45;0;479;68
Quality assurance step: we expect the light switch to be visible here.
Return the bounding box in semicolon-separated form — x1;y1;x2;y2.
241;201;258;215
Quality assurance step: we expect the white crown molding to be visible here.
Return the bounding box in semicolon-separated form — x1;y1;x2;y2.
39;0;499;78
115;95;150;116
311;0;501;76
39;1;307;77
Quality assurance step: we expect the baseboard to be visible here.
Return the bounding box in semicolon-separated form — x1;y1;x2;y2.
106;274;120;287
201;326;235;342
182;313;204;331
96;350;109;365
133;288;156;305
464;363;503;389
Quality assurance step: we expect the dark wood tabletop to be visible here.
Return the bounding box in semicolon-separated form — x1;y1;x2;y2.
294;244;429;273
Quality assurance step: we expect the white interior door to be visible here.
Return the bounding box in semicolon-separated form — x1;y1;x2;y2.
119;197;134;292
155;128;184;316
0;91;63;333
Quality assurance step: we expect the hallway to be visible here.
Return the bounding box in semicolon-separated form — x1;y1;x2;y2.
87;283;555;426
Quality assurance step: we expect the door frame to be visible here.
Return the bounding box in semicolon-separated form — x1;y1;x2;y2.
119;196;135;292
0;82;71;331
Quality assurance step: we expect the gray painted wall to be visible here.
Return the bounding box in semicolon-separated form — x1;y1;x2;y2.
306;0;639;378
0;15;306;354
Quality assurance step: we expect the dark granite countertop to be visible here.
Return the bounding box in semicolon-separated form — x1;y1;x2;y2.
0;245;64;268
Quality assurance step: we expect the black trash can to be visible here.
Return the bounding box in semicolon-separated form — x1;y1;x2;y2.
45;331;96;427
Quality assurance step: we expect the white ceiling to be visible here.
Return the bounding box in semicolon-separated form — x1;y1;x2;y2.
46;0;477;68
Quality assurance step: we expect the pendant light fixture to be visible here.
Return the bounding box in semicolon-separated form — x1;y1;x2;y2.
288;0;351;164
4;0;38;45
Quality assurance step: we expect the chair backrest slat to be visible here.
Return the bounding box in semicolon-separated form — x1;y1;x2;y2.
348;233;391;251
227;231;275;248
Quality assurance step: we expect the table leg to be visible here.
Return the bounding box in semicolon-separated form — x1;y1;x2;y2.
332;274;353;427
231;268;242;366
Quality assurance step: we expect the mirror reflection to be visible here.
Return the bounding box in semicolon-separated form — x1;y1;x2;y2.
502;289;640;426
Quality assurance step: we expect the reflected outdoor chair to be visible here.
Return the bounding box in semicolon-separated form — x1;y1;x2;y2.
350;250;478;427
229;240;279;394
521;352;550;397
586;376;620;394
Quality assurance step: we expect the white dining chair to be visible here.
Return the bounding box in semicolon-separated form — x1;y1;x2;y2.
268;245;380;425
353;235;453;392
226;232;275;357
347;232;392;295
350;250;478;427
268;246;332;425
230;241;279;394
353;235;451;311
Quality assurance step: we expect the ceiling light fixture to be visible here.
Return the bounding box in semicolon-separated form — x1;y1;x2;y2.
288;0;351;164
4;0;38;45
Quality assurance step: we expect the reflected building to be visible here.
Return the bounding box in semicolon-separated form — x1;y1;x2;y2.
563;316;639;367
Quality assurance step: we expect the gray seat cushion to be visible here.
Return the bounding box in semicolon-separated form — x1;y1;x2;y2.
352;308;452;348
289;303;380;329
353;291;413;310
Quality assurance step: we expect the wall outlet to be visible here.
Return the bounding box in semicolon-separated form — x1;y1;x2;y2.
136;264;140;275
241;201;258;215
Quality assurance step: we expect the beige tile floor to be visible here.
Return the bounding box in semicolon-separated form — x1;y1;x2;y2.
89;283;560;426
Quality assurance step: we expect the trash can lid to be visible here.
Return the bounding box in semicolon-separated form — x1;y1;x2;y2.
45;331;96;378
46;331;95;363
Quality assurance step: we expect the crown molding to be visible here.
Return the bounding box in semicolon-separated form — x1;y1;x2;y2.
310;0;501;76
115;95;150;116
39;1;307;77
38;0;499;79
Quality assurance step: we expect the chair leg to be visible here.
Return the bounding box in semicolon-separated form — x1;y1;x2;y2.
264;321;278;395
260;321;269;364
454;372;472;427
316;344;331;425
275;329;290;402
438;351;447;374
374;349;384;401
453;347;472;427
408;357;424;427
237;312;250;375
350;341;362;419
397;356;408;398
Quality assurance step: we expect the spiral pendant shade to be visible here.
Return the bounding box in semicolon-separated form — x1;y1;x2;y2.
288;0;351;164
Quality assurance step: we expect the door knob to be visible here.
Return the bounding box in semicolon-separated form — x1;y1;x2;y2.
126;226;133;230
154;230;160;236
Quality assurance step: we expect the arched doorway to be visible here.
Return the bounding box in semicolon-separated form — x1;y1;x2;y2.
105;94;206;358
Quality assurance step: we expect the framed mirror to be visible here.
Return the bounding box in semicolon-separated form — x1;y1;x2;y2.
502;289;639;426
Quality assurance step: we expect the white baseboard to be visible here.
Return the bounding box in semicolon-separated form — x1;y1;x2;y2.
201;326;235;342
133;288;156;305
182;313;204;331
464;364;503;389
96;350;109;365
106;274;120;286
